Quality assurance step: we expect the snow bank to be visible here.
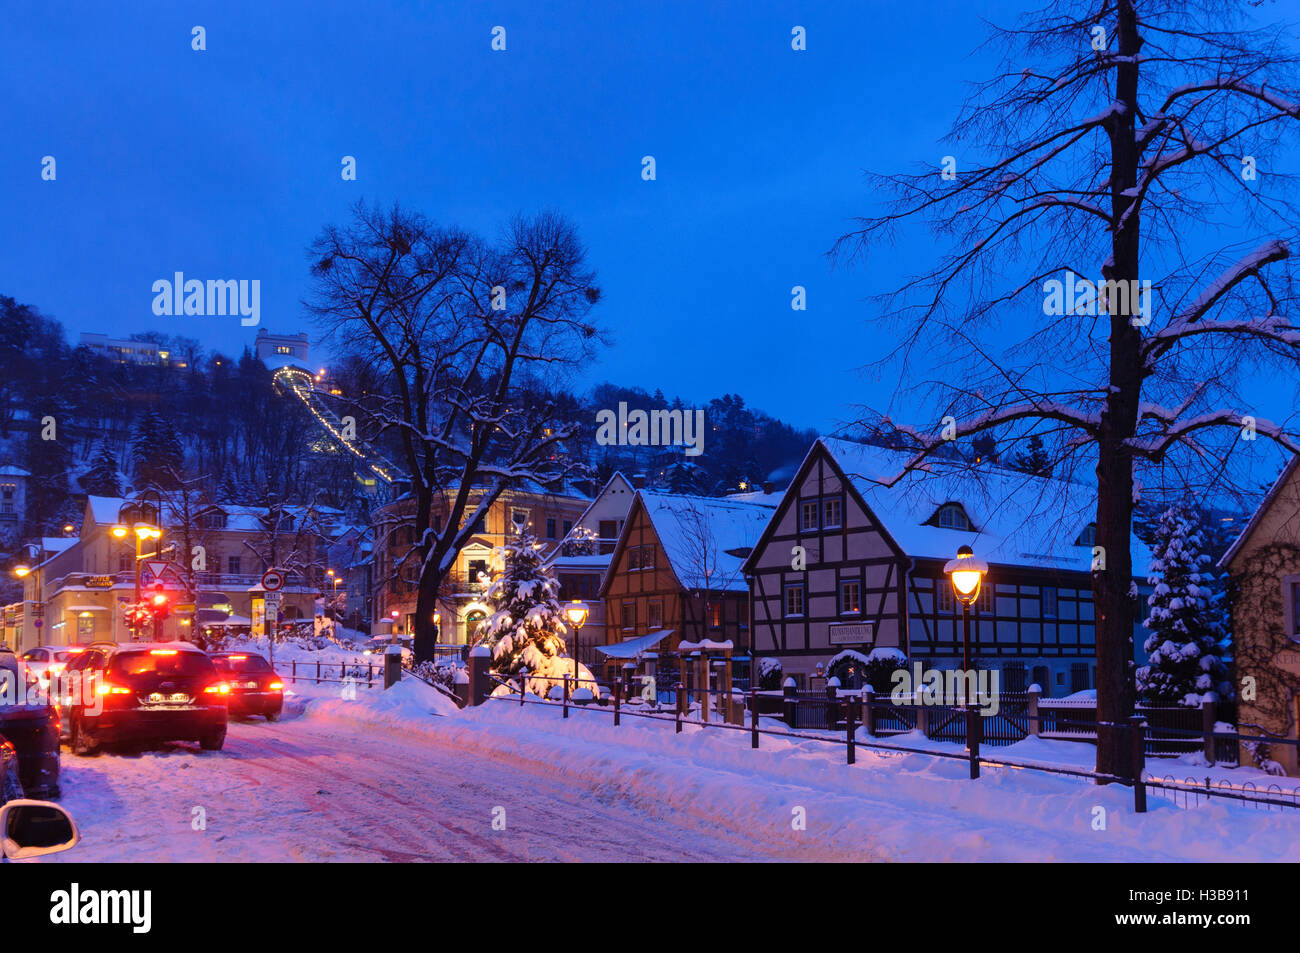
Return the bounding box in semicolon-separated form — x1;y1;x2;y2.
306;691;1300;862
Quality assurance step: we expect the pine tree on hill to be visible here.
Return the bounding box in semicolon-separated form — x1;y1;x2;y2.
131;410;183;489
1012;435;1053;477
1136;505;1230;708
80;440;122;497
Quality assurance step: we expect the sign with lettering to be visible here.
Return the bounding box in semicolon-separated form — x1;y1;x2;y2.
828;622;873;646
83;575;114;588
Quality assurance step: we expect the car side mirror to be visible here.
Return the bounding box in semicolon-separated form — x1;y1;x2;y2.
0;799;80;860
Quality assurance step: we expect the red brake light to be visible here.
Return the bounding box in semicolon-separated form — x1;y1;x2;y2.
97;682;131;695
268;681;283;691
149;649;178;656
204;682;231;695
228;655;247;661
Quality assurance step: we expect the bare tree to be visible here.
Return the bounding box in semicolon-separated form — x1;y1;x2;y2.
833;0;1300;780
305;202;604;662
154;468;215;606
667;500;745;641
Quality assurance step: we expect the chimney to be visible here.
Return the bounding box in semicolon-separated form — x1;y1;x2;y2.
632;473;647;490
761;482;775;495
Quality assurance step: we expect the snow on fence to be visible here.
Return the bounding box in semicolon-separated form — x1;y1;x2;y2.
284;659;383;689
481;676;1300;815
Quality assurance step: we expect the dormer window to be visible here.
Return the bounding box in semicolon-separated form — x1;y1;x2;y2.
1076;523;1097;547
934;503;972;531
200;510;228;530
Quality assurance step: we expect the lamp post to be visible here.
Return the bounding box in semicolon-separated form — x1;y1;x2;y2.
13;540;46;651
943;545;989;673
564;600;589;682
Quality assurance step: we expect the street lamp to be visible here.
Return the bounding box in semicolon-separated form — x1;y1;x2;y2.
944;545;988;776
565;600;589;680
943;545;989;673
13;565;30;579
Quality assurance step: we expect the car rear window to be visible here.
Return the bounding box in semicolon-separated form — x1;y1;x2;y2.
50;651;70;663
109;651;216;678
214;655;272;673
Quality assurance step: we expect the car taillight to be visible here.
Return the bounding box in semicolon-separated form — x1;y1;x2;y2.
96;683;131;695
204;682;231;695
268;681;283;691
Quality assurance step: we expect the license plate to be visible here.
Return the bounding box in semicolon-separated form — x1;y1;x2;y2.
147;692;192;704
244;681;258;689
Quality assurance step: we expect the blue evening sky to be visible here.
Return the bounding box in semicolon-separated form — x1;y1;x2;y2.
0;0;1294;472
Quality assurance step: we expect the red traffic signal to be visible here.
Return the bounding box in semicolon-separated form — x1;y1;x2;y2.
150;584;171;621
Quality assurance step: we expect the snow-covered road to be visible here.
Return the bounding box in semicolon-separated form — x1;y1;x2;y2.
47;709;845;862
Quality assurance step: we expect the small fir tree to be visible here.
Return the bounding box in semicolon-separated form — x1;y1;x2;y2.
474;529;570;675
1136;505;1230;707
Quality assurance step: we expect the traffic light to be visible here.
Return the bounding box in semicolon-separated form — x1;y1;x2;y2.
150;583;171;621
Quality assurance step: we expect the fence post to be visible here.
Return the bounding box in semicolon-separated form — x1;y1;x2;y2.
782;677;797;728
614;679;621;726
292;660;296;683
316;660;321;685
863;688;875;737
520;667;528;706
1028;686;1041;738
967;706;981;780
1201;699;1216;764
367;662;373;687
846;695;857;765
467;645;492;705
563;675;570;719
1130;715;1148;813
750;688;759;749
675;682;685;733
917;702;930;739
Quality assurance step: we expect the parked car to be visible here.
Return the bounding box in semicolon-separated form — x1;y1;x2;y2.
0;703;61;799
63;642;229;755
208;652;284;721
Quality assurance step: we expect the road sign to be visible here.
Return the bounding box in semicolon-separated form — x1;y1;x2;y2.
33;619;42;629
261;569;285;592
263;591;282;608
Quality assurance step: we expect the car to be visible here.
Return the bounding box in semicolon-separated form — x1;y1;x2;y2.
3;732;78;861
19;646;75;692
63;642;229;755
208;652;284;720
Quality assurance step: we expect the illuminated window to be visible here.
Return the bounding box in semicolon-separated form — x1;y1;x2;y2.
840;579;861;614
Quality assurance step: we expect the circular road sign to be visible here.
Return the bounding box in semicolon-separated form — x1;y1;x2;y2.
261;569;285;592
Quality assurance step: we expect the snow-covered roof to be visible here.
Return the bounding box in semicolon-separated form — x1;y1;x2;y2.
85;495;341;532
638;491;776;591
0;466;30;477
548;553;612;570
597;629;673;658
817;438;1152;576
1219;455;1298;569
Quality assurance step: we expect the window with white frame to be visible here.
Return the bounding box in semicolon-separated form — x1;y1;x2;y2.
823;497;843;530
800;500;819;531
784;584;806;617
935;503;972;531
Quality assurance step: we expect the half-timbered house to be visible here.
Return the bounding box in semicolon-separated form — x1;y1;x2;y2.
597;491;776;679
743;438;1151;695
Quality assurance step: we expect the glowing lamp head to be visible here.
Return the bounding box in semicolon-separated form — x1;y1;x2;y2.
13;565;31;578
390;610;400;619
564;600;589;629
943;545;989;605
433;611;441;625
111;525;128;539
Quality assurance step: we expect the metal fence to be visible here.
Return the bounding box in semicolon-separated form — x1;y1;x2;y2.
480;678;1300;815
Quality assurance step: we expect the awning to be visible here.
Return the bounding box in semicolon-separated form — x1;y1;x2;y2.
65;605;109;612
596;629;673;659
